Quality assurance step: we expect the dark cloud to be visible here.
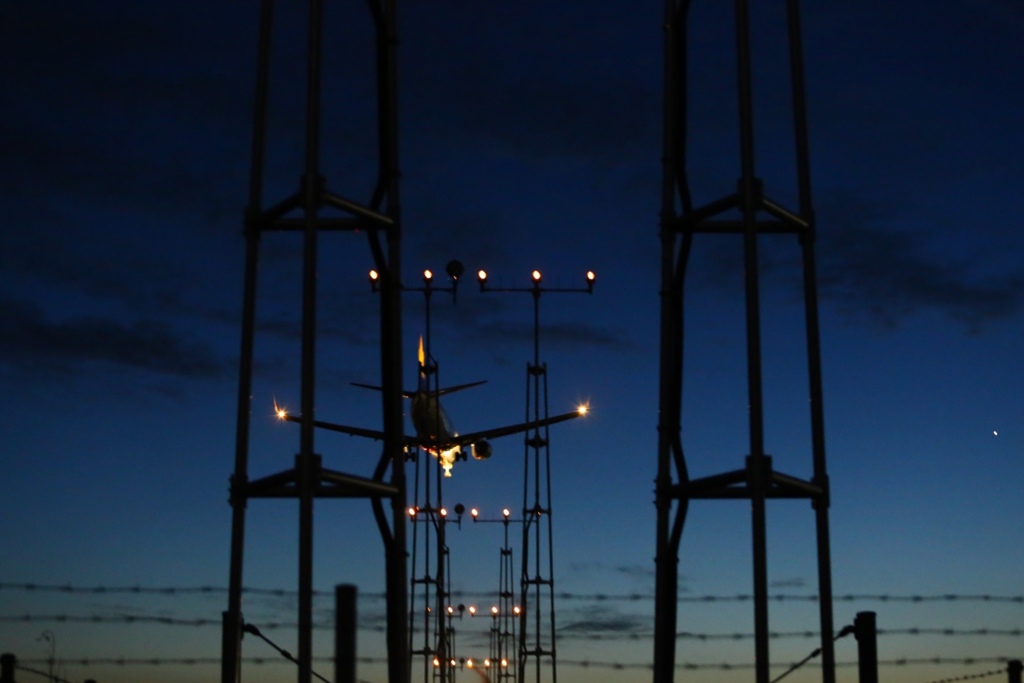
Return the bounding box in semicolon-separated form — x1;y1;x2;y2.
816;216;1023;332
0;297;230;380
682;198;1024;333
473;320;632;352
560;604;651;639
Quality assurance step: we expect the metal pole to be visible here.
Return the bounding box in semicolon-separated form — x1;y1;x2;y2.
1007;660;1022;683
854;611;878;683
224;1;274;680
734;0;770;677
0;654;15;683
297;0;325;677
336;584;357;683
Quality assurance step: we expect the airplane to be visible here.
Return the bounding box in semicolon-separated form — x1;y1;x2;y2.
275;337;587;476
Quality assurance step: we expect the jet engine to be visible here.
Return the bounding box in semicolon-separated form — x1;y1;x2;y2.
470;440;492;460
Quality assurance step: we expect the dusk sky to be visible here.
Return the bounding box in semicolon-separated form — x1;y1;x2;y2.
1;1;1022;683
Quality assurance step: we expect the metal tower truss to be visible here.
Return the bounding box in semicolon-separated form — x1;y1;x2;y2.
654;2;835;683
478;270;594;683
222;2;408;683
408;299;455;683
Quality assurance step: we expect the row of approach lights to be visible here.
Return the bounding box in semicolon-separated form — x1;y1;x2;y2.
408;504;539;519
369;266;596;291
432;603;520;671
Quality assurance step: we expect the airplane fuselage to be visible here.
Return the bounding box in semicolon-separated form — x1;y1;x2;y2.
410;389;456;448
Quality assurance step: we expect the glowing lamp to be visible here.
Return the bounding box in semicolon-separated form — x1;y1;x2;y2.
502;508;510;518
423;269;433;282
532;269;542;282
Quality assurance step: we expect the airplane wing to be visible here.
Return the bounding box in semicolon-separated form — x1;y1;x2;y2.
434;380;487;397
411;407;585;451
281;413;386;441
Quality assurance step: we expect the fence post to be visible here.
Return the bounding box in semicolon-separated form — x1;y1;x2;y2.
854;611;878;683
1008;659;1022;683
0;653;15;683
336;584;357;683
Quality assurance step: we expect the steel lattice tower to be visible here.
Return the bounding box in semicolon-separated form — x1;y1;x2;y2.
221;2;408;683
653;2;836;683
479;271;594;683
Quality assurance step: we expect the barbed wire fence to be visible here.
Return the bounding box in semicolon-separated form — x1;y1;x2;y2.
2;582;1023;603
2;583;1020;678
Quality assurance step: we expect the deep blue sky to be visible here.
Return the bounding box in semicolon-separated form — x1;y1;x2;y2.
1;1;1022;682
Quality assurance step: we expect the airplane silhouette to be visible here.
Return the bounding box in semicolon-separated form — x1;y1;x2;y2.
276;338;587;476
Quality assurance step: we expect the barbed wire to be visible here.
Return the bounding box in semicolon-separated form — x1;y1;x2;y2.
921;666;1011;683
3;583;1022;603
14;656;1021;671
4;614;1021;642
